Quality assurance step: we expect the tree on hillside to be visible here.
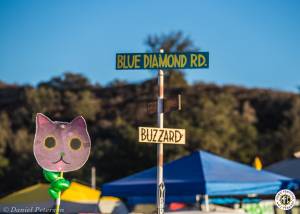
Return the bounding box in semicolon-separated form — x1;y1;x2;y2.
279;97;300;157
164;92;258;163
25;86;61;117
145;32;197;88
63;90;101;121
39;72;93;91
0;112;11;176
256;96;300;165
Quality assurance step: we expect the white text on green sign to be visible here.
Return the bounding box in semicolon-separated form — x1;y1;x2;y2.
116;52;209;70
138;127;185;144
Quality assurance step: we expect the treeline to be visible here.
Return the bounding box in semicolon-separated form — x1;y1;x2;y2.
0;72;299;196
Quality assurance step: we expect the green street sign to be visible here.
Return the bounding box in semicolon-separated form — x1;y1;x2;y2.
116;52;209;70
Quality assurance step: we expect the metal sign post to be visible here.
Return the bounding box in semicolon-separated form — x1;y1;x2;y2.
157;49;165;214
116;49;209;214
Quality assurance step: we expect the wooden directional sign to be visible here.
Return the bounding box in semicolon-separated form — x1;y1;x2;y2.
139;127;185;144
116;52;209;70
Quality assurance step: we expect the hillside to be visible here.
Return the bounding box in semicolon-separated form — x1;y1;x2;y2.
0;73;299;195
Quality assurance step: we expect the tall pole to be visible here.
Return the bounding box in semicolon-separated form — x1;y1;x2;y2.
157;49;165;214
91;166;96;189
204;194;210;212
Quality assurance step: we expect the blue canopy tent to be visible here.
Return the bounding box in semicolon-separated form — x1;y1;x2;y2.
266;158;300;180
102;151;297;204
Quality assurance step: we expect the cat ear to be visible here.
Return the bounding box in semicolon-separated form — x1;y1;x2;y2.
36;113;53;127
71;116;87;128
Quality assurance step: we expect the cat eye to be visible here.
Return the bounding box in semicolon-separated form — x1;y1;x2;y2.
70;138;82;150
44;136;56;149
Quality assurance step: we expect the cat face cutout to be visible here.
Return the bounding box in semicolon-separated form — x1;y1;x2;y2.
33;113;91;172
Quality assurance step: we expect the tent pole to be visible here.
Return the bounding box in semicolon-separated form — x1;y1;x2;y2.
195;194;201;210
204;194;209;212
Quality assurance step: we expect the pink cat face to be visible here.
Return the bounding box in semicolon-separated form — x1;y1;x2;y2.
33;113;91;172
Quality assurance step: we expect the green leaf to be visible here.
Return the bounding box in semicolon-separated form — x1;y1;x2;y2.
43;170;60;182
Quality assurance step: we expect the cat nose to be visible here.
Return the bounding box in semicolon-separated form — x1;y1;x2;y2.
60;152;65;157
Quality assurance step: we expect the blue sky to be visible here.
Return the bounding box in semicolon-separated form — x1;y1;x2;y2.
0;0;299;92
